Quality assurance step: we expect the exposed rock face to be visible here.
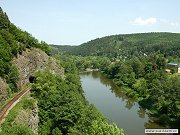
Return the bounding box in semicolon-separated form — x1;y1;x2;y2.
28;102;39;134
0;78;9;103
15;99;39;134
12;48;64;89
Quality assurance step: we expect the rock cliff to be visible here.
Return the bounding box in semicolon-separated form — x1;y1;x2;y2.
12;48;64;89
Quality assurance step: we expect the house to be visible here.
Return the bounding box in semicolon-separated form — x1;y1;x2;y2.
166;62;180;73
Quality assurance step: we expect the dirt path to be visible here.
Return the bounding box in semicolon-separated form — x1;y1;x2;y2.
0;87;31;125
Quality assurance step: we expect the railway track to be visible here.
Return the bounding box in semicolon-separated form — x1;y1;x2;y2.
0;87;31;125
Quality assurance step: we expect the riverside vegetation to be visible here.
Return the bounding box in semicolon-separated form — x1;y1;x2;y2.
52;33;180;129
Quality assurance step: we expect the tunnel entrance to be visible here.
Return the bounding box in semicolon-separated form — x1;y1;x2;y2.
29;76;36;83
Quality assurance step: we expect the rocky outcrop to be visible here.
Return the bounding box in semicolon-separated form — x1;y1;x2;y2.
12;48;64;89
0;78;9;103
15;99;39;134
28;103;39;134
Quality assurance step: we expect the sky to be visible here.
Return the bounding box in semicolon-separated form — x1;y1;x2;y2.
0;0;180;45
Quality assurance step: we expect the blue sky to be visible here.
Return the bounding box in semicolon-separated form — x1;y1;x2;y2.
0;0;180;45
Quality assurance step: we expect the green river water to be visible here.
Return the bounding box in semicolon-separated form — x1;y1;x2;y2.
80;71;167;135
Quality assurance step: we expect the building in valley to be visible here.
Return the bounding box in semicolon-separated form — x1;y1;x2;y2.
166;62;180;73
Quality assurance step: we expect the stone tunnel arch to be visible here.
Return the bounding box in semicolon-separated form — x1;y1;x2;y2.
29;76;36;83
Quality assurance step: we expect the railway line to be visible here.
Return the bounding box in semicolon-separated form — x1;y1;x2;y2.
0;87;31;124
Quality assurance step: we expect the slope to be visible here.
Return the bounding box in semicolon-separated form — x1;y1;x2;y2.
53;32;180;58
0;7;50;103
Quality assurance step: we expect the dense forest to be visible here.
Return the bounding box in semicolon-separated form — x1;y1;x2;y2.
102;55;180;128
52;33;180;129
52;32;180;59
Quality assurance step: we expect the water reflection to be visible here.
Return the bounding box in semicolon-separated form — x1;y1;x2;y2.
80;71;167;135
82;71;137;108
138;107;146;119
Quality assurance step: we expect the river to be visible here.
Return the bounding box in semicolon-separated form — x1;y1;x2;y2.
80;71;166;135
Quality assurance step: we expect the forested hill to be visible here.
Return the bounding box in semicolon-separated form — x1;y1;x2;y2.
53;32;180;58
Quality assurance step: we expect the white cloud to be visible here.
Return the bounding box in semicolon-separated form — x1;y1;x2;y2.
170;22;179;27
130;17;157;26
159;19;169;23
159;19;179;27
130;17;179;28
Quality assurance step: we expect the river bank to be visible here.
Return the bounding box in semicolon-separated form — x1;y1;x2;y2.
80;71;167;135
79;68;99;74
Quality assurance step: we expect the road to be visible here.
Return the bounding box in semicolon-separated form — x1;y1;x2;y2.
0;87;31;124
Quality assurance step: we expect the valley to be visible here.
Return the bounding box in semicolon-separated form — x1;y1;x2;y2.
0;4;179;135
